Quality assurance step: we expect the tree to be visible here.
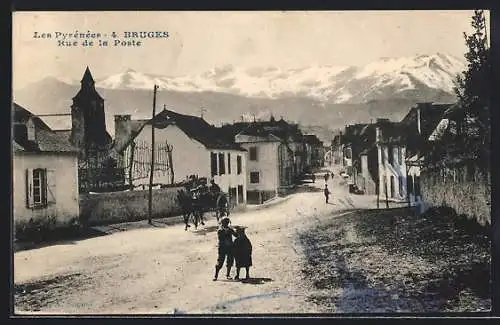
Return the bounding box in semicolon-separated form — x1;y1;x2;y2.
453;10;491;167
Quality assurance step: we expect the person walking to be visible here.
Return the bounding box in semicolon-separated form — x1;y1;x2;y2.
312;173;316;183
324;184;331;204
213;217;236;281
232;226;253;280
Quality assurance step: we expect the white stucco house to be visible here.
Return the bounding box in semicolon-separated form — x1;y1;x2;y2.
12;103;80;231
234;124;295;204
375;122;407;201
113;109;248;206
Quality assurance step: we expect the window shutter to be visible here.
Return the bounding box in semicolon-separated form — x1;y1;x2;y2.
46;169;57;204
211;152;218;177
26;169;34;208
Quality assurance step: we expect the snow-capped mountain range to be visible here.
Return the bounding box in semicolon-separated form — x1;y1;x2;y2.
14;52;466;143
75;52;466;104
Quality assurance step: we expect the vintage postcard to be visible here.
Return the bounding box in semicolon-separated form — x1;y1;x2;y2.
11;10;491;315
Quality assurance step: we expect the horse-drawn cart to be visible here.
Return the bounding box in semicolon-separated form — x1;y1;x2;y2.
177;176;235;230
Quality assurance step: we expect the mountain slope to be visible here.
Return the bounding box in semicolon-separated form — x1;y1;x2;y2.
92;53;465;104
13;53;464;143
13;77;421;143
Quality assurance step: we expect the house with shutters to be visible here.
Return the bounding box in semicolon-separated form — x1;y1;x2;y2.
12;103;80;230
112;109;248;206
399;102;451;204
232;122;296;204
340;119;407;200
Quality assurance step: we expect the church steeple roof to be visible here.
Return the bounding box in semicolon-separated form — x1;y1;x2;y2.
73;66;103;101
81;66;95;84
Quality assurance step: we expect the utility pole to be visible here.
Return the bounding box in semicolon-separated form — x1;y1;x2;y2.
148;85;159;225
384;177;389;209
376;180;380;209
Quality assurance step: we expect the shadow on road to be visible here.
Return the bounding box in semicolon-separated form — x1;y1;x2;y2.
192;225;219;236
14;227;108;253
299;207;491;312
239;277;273;285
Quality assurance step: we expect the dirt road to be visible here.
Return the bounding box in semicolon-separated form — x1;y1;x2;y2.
14;173;366;314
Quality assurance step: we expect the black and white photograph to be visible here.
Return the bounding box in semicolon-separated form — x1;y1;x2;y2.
11;10;491;315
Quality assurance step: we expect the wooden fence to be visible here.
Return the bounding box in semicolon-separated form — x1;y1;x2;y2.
78;141;174;193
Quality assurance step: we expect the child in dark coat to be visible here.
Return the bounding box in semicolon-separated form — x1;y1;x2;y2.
232;226;253;280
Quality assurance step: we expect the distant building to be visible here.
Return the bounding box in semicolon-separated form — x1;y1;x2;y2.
220;117;309;203
341;119;407;200
374;119;407;201
113;109;248;205
399;102;451;204
234;123;295;204
304;134;324;169
12;103;80;230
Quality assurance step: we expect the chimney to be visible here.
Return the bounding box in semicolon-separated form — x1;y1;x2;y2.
114;115;132;150
26;117;36;142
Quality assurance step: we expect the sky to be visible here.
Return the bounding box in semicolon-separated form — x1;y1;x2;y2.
12;10;489;90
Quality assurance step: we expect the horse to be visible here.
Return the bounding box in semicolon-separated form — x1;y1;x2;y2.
177;188;204;230
215;192;230;222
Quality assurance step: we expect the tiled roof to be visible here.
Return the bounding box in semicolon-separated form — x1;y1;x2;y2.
53;129;72;141
400;103;450;156
149;109;246;151
400;103;450;140
231;119;304;143
12;141;24;152
13;103;78;153
73;67;104;101
377;120;405;144
304;134;322;145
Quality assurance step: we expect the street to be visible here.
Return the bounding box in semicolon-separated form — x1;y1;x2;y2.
15;170;489;314
15;171;372;314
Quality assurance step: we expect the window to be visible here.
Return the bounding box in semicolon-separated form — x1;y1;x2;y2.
211;152;218;177
398;176;404;196
26;168;56;208
388;146;394;165
228;153;231;174
218;153;226;175
250;172;260;184
398;147;403;165
249;147;258;161
237;185;244;203
237;155;242;175
32;169;45;205
390;176;395;198
345;147;352;159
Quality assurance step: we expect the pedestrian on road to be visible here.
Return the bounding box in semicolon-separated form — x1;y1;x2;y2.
312;174;316;183
324;173;329;182
232;226;253;280
324;184;331;204
213;217;237;281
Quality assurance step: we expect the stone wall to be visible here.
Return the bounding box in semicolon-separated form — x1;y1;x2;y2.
420;162;491;226
79;186;184;226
